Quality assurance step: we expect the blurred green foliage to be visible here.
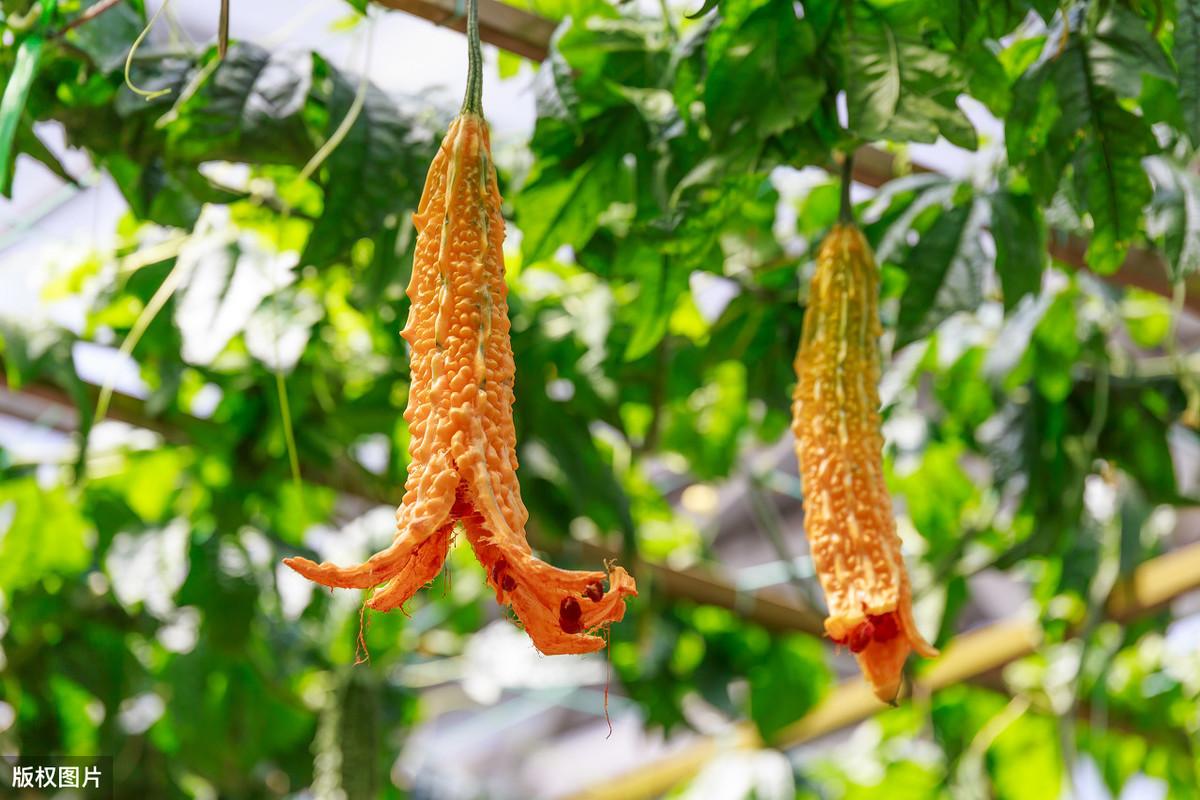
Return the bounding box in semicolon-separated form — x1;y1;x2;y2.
1;0;1199;797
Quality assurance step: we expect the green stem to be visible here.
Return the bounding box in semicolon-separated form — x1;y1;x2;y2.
461;0;483;114
838;152;854;224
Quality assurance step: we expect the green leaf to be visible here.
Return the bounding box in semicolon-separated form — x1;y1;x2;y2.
0;33;46;196
1101;390;1182;504
1010;35;1157;271
0;478;92;592
497;50;525;79
516;111;639;263
989;189;1045;310
704;0;824;145
50;676;101;756
1072;99;1155;273
1006;51;1073;200
938;0;1039;46
1086;4;1173;100
891;441;978;558
623;249;688;361
896;199;987;346
1145;157;1200;280
869;175;958;265
65;0;146;73
1176;0;1200;146
166;43;314;165
846;9;977;148
531;33;583;129
748;636;829;741
301;55;432;267
794;180;840;236
115;53;200;118
986;713;1062;799
7;120;77;189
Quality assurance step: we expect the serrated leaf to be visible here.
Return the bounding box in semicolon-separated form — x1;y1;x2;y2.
1087;4;1173;100
896;199;987;346
166;43;313;165
1009;36;1158;268
1178;0;1200;146
846;10;977;148
989;189;1045;309
1145;157;1200;280
1073;100;1155;272
301;55;432;267
704;0;824;144
516;111;639;263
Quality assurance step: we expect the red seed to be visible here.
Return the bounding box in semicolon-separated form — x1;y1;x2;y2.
583;581;604;602
560;596;582;620
559;596;583;633
869;612;898;642
848;622;875;653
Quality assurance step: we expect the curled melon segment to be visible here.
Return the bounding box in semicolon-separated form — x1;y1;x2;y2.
285;114;635;655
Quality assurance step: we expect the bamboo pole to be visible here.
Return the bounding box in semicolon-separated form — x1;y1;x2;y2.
565;543;1200;800
373;0;554;61
0;373;824;636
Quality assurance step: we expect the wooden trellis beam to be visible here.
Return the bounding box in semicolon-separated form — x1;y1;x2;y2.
373;0;554;61
372;0;1200;315
0;375;825;636
566;540;1200;800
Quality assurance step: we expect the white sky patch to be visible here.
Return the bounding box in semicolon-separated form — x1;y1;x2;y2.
689;272;740;323
157;607;201;654
190;383;223;418
118;692;166;735
676;750;793;800
460;621;606;705
275;562;315;620
244;290;322;371
303;505;397;569
174;210;299;366
72;342;149;400
106;519;190;618
352;434;391;475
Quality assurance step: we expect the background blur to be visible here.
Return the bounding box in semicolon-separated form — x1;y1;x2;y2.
2;0;1199;798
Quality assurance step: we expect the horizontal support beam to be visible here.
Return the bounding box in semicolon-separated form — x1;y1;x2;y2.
373;0;554;61
0;375;824;637
567;541;1200;800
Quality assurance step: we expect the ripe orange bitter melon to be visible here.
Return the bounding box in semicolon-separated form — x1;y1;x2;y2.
283;0;635;655
792;223;937;701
